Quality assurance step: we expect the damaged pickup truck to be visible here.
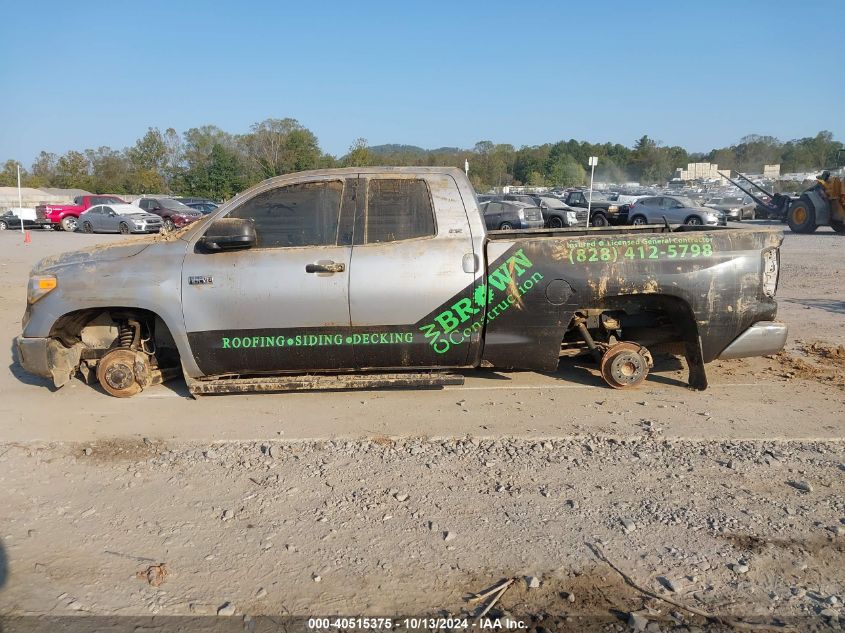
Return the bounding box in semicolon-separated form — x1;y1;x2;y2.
15;167;787;397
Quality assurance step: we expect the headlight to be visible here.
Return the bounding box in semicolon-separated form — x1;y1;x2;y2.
28;275;57;304
517;208;525;220
566;211;578;224
608;205;618;212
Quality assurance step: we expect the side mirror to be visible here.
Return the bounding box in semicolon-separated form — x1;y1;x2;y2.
202;218;256;251
109;211;117;217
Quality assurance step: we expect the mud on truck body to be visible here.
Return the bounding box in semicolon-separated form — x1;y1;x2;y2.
15;167;787;397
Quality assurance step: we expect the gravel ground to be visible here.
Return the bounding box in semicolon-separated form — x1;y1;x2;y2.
0;223;843;632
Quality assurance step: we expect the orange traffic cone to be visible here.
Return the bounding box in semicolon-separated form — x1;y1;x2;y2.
24;230;31;244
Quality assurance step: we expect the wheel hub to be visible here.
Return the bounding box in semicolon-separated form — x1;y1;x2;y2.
600;342;651;389
96;349;149;397
609;352;646;385
103;361;134;390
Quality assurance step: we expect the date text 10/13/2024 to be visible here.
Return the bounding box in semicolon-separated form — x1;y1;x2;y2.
307;616;528;629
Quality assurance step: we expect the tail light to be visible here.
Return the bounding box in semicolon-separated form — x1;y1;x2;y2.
762;249;779;297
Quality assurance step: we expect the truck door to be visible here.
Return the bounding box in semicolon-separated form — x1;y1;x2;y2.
181;177;355;376
348;174;480;369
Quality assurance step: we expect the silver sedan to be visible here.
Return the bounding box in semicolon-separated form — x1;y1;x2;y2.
79;204;164;234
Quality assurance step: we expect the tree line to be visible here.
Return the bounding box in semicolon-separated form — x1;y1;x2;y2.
1;120;840;198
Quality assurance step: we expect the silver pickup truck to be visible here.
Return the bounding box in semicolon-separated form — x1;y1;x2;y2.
15;167;787;397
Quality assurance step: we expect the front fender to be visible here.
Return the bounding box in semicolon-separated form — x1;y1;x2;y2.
21;239;203;378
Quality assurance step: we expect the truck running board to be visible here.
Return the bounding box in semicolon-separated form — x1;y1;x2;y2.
187;371;465;395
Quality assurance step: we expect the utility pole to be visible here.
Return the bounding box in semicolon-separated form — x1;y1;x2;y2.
17;163;24;233
587;156;598;227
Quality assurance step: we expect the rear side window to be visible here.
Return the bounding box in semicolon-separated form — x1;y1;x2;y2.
360;179;435;244
229;180;343;248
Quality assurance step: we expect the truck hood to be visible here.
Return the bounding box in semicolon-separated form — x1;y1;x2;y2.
33;239;155;273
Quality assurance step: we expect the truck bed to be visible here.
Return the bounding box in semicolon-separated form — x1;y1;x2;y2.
477;223;782;387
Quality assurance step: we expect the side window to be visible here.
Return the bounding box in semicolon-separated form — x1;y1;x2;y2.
88;206;100;215
229;180;343;248
484;202;500;216
102;206;113;215
361;178;436;244
139;199;149;211
74;196;82;205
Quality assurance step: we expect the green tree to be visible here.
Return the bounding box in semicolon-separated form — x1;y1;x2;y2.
241;118;321;180
0;160;23;187
127;128;169;192
181;143;246;200
547;154;585;186
55;151;92;189
343;138;374;167
85;146;130;193
127;128;168;172
29;151;58;187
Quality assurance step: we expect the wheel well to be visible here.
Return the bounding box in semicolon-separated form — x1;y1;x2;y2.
49;308;178;354
563;294;699;355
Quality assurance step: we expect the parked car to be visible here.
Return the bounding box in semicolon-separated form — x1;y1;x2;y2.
78;204;164;234
532;196;584;228
479;200;545;230
561;190;622;226
186;202;219;214
705;196;756;221
0;208;52;231
627;196;727;226
175;198;220;214
36;195;128;232
135;198;202;231
15;167;786;398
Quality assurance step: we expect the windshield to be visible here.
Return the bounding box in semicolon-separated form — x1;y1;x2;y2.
115;206;145;216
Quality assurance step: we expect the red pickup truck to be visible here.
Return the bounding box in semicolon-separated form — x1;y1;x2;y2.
36;195;128;232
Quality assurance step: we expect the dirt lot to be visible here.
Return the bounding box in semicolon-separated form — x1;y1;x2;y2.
0;223;843;632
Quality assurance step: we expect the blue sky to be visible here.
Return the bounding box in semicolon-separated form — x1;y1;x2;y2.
1;0;842;164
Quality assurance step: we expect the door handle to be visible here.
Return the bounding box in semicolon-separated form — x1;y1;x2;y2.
306;262;345;273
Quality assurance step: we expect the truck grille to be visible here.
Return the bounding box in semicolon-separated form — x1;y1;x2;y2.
35;205;47;220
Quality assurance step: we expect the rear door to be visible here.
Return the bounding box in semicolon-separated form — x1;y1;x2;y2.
484;202;502;229
181;177;354;376
348;174;478;369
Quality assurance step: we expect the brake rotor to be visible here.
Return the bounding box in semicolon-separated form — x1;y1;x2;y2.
600;342;650;389
96;349;148;398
